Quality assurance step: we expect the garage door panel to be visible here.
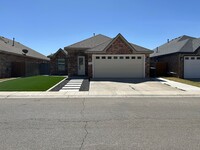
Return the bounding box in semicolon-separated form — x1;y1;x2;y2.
93;55;145;78
184;56;200;78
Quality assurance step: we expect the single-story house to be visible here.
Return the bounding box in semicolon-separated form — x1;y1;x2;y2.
150;35;200;78
0;36;50;78
64;33;152;78
48;48;68;75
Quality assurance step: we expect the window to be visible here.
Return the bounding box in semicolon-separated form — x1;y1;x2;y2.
131;56;136;59
120;56;124;59
197;57;200;60
108;56;112;59
137;56;142;59
185;57;189;60
102;56;106;59
126;56;130;59
96;56;100;59
114;56;118;59
57;58;65;71
191;57;195;60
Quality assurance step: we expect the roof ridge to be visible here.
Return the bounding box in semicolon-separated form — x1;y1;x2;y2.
88;38;113;49
178;35;196;42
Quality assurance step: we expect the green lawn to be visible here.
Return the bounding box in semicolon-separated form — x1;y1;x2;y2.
0;76;65;91
165;77;200;88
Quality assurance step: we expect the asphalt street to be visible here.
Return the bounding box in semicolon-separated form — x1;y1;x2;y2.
0;97;200;150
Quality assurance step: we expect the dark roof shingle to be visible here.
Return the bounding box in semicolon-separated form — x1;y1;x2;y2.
65;34;152;53
65;34;111;49
0;36;49;61
150;35;200;57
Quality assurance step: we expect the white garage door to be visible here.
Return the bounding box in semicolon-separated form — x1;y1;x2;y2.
93;55;145;78
184;56;200;78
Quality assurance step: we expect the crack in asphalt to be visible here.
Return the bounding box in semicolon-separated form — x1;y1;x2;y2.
79;121;88;150
79;98;88;150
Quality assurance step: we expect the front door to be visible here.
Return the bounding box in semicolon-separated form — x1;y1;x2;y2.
78;56;85;75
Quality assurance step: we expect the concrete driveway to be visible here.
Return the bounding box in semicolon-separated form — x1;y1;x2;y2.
89;78;182;95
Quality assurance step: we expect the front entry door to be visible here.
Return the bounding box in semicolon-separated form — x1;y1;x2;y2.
78;56;85;75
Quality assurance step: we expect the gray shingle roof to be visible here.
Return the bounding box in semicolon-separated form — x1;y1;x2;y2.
0;36;49;61
130;43;152;52
85;39;112;52
65;34;112;49
65;34;152;53
150;35;200;57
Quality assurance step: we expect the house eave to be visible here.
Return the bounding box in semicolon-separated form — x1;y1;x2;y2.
64;47;88;51
0;50;50;61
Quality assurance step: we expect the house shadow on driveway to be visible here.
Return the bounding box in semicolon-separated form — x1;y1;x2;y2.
187;78;200;82
90;78;167;84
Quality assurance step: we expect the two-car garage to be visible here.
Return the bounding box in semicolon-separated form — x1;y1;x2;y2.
92;55;145;78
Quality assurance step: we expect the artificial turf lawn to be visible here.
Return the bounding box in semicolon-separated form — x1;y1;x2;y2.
165;77;200;88
0;76;65;91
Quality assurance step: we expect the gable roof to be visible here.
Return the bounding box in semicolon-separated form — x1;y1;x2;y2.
0;36;49;61
150;35;200;57
64;34;152;53
49;48;68;58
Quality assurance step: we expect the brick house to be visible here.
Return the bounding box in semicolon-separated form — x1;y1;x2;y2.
64;33;152;79
49;48;68;75
0;36;50;78
150;35;200;78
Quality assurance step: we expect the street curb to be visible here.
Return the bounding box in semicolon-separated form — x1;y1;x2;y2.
1;94;200;99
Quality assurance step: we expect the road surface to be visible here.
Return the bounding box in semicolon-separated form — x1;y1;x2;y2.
0;97;200;150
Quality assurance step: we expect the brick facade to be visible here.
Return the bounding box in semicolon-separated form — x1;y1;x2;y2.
151;53;180;77
105;36;133;54
0;52;49;78
50;50;68;75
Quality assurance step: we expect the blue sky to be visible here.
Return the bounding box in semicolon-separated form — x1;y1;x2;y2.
1;0;200;56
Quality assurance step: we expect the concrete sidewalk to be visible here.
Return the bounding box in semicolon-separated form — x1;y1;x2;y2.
158;78;200;91
0;90;200;99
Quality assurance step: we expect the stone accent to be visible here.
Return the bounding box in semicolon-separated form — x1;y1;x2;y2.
0;52;49;78
87;54;93;78
50;51;68;75
145;54;150;78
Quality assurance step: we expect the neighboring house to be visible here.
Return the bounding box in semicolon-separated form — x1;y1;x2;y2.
49;48;68;75
0;36;50;78
64;33;152;78
150;35;200;78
